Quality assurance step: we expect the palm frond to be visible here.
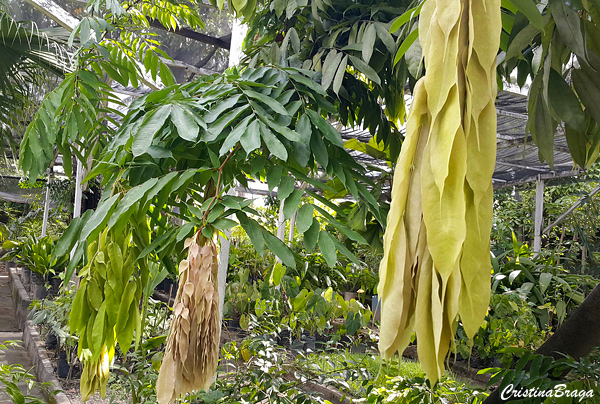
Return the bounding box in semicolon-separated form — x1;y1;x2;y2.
0;10;72;159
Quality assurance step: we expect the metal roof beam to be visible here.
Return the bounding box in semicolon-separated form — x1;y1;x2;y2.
496;108;528;120
495;161;551;173
493;170;579;189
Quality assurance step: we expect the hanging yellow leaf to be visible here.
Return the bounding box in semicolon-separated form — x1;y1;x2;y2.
378;0;500;385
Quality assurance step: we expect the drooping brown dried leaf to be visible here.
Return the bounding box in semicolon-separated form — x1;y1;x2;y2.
156;234;220;404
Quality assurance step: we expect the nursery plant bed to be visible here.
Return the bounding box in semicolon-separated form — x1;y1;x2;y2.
5;262;70;404
401;344;491;386
8;262;131;404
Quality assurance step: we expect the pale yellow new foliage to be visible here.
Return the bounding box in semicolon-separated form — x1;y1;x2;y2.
156;234;220;403
378;0;501;384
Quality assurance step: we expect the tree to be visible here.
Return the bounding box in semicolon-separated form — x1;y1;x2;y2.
17;0;388;400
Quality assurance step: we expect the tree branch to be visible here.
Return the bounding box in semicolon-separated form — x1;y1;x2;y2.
146;18;231;49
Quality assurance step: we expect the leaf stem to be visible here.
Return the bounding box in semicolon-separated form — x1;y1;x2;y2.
201;144;241;227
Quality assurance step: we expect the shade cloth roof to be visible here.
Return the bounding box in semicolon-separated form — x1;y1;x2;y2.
340;90;581;193
494;91;579;188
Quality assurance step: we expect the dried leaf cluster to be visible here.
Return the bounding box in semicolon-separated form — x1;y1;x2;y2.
156;233;220;404
378;0;501;384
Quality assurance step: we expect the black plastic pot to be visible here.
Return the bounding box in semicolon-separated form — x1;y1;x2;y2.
277;329;292;347
290;340;304;358
22;267;32;285
57;351;70;378
45;332;58;350
50;277;61;296
31;273;48;300
315;333;329;351
302;336;316;352
350;343;368;354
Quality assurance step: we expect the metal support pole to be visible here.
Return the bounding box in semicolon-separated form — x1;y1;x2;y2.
218;228;231;322
73;157;84;219
41;176;52;237
276;202;286;242
534;175;544;255
216;18;248;333
70;157;84;263
288;211;297;246
228;19;247;68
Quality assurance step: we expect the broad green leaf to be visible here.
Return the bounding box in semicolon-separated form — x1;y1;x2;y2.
501;0;519;13
312;204;368;244
321;50;343;91
294;113;312;166
296;204;314;234
506;23;541;61
565;125;587;168
138;228;176;259
533;95;555;167
267;165;284;191
362;24;377;64
507;0;545;30
288;73;328;96
54;210;92;258
318;230;337;268
389;3;423;33
236;212;264;256
107;178;159;232
348;55;381;85
547;68;585;131
375;23;396;55
310;131;329;168
274;0;286;17
332;55;348;95
263;230;295;268
573;67;600;126
332;237;360;265
91;302;106;360
346;312;361;335
207;104;250;140
81;194;121;242
278;176;295;199
304;218;320;252
260;122;288;160
260;115;301;142
159;62;176;86
243;89;289;115
116;282;137;354
171;105;199;142
394;28;419;66
270;262;286;286
219;114;253;156
283;189;303;219
538;272;553;295
211;218;238;230
79;18;91;44
240;119;261;154
132;105;171;156
550;0;588;62
203;95;241;123
306;109;344;147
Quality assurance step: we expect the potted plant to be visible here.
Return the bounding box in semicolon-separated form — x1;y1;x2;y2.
1;234;67;299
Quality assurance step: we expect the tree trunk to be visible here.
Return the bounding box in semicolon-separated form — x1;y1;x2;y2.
483;283;600;403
